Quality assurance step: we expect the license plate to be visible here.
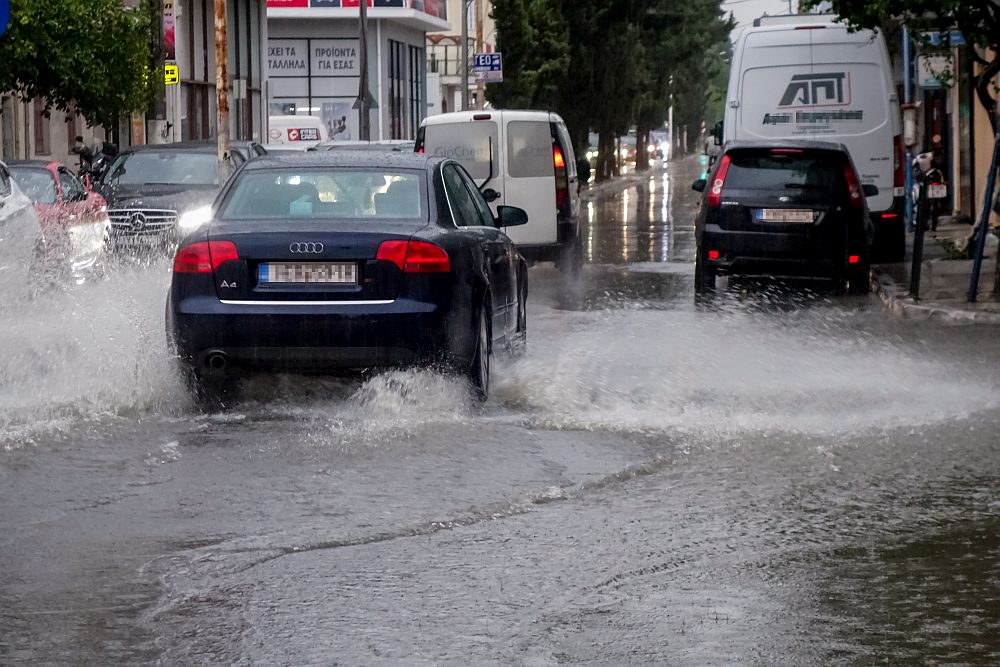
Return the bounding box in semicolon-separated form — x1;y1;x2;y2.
928;183;947;199
258;262;357;284
759;208;814;223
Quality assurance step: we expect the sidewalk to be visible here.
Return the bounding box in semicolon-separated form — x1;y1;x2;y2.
872;218;1000;324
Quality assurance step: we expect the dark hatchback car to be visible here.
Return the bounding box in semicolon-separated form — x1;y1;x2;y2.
167;152;529;400
97;141;264;255
692;141;877;296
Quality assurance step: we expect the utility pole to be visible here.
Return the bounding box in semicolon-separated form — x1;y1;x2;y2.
474;0;484;109
214;0;230;180
460;0;470;110
357;0;372;140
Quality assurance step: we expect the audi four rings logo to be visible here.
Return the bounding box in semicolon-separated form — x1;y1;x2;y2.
289;242;324;253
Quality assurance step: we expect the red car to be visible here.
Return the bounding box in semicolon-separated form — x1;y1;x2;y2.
9;160;110;281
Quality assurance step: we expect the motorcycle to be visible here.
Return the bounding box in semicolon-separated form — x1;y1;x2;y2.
74;138;119;190
912;151;948;231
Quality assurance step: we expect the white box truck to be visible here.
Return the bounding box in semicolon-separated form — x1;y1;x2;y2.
723;14;906;262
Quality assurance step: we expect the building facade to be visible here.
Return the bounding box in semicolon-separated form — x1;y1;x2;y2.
426;0;495;115
266;0;448;141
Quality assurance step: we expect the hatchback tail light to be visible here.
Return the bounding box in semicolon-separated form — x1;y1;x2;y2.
376;240;450;273
707;154;731;207
554;144;570;215
843;163;864;209
173;241;239;273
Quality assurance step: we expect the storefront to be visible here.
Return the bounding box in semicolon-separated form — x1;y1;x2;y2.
266;0;448;141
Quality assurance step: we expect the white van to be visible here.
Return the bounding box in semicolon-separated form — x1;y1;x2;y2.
416;110;581;271
267;115;329;149
724;14;905;262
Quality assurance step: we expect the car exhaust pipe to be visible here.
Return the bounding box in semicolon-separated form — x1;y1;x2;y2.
205;352;228;371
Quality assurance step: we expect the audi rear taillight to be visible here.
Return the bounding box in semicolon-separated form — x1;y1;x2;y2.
707;155;731;207
554;144;569;215
376;240;450;273
173;241;239;273
844;163;864;209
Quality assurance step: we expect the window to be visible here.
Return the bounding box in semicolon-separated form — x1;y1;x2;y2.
456;166;496;227
0;164;12;197
507;121;554;178
67;113;82;152
103;151;220;187
33;101;51;155
408;45;425;139
58;169;86;202
424;121;498;180
220;169;425;221
388;40;407;140
8;167;55;203
443;164;485;227
724;150;840;195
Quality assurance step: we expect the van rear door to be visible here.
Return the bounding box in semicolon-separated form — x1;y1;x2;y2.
503;117;558;246
734;27;895;214
421;116;503;209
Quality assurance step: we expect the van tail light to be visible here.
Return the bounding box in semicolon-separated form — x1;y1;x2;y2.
893;135;904;189
554;144;570;215
173;241;239;273
707;154;731;207
376;240;450;273
844;163;864;209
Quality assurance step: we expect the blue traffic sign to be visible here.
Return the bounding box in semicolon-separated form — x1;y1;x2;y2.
0;0;9;38
473;53;503;72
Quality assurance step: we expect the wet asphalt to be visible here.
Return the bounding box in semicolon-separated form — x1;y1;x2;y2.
2;157;1000;665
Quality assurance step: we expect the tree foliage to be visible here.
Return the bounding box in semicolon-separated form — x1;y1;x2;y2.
0;0;156;127
801;0;1000;128
488;0;734;178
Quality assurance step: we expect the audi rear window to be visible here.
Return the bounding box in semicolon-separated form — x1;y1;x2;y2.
220;168;426;221
724;150;841;193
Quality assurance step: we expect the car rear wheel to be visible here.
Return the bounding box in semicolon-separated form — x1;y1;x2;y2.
846;258;872;295
694;251;717;298
467;305;491;401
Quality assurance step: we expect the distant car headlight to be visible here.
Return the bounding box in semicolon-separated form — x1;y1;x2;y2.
178;205;213;231
648;144;656;153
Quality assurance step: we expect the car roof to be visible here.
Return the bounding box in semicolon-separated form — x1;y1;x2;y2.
122;140;251;152
242;151;441;171
421;109;558;125
723;139;851;155
7;159;59;169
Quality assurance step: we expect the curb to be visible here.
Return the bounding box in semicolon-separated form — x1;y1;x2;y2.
871;268;1000;325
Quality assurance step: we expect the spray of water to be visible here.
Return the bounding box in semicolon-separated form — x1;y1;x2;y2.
0;263;186;448
494;303;997;438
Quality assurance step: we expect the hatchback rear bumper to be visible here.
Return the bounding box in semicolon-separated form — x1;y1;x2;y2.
702;224;854;279
170;296;450;374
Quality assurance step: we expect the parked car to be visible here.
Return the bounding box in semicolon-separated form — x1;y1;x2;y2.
166;151;530;401
8;160;110;282
691;141;876;296
0;160;44;294
97;142;245;256
416;110;581;273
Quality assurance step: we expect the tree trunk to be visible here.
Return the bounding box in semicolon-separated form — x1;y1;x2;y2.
596;128;616;182
635;127;650;172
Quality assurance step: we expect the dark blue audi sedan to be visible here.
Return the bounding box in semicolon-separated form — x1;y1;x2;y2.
166;152;529;400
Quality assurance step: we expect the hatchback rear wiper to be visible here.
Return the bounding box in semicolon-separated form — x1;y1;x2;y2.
784;183;826;189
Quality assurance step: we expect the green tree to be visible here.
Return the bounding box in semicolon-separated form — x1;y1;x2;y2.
488;0;570;109
801;0;999;129
0;0;156;127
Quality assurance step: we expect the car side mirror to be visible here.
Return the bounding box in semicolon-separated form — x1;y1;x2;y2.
692;179;707;193
481;187;501;203
496;205;528;227
862;184;879;197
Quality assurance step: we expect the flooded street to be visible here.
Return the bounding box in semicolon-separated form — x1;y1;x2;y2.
3;158;1000;664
